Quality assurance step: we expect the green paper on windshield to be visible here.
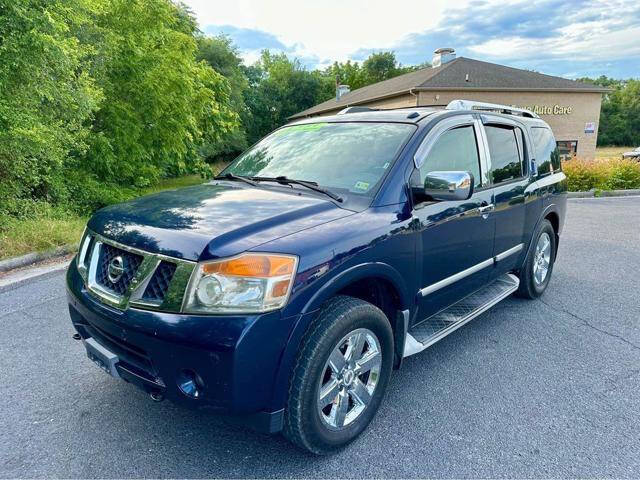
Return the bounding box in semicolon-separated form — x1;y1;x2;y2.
274;123;329;136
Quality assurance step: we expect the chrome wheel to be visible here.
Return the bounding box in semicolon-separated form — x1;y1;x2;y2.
533;231;551;286
317;328;382;430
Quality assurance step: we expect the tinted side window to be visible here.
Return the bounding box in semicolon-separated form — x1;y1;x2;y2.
531;127;561;176
418;125;481;186
485;125;523;184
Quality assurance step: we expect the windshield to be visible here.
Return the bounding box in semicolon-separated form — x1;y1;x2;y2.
223;122;416;197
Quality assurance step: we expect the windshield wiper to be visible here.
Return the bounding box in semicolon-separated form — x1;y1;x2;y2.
252;176;343;203
214;172;258;187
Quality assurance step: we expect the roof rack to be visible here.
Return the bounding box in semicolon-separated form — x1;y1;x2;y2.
445;100;540;118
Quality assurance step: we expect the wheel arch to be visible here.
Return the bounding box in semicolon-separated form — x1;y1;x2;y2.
300;262;411;315
269;263;411;410
523;203;561;265
545;209;560;233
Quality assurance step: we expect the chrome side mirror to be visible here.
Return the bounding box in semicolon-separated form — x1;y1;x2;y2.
424;171;474;201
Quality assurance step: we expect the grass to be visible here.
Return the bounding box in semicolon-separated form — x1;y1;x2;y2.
0;175;206;261
0;215;89;262
595;146;635;159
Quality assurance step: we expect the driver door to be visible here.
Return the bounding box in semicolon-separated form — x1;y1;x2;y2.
411;115;496;321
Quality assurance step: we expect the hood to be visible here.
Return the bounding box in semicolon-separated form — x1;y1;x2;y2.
88;182;353;261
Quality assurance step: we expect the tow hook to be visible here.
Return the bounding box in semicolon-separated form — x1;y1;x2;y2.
149;391;164;402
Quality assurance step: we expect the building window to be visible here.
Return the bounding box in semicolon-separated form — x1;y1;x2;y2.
556;140;578;160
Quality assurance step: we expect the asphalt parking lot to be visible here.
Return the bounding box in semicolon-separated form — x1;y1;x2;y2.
1;196;639;478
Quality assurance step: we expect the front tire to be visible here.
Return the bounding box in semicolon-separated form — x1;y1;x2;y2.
283;296;394;454
516;219;556;299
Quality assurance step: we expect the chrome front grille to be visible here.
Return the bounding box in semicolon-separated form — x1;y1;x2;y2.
95;243;143;295
141;260;177;302
76;230;195;312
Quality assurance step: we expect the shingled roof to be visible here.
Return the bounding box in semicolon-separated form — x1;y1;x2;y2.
291;57;609;119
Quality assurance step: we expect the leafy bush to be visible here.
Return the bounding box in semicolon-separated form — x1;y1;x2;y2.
604;160;640;190
563;158;640;191
563;160;607;191
0;0;100;217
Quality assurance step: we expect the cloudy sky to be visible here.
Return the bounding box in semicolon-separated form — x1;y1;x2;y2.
184;0;640;79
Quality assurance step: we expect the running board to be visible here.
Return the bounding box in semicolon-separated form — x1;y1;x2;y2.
403;273;519;357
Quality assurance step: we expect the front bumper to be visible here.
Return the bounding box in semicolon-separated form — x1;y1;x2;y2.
66;262;299;433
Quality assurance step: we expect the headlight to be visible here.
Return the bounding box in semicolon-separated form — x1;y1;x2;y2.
76;227;91;278
183;253;298;314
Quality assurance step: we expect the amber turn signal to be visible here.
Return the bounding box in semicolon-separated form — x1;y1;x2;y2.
202;254;296;277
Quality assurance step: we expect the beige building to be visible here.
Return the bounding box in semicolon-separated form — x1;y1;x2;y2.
291;49;609;159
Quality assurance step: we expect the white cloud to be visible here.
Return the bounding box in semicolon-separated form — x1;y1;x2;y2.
468;16;640;62
239;49;262;66
185;0;640;77
184;0;458;63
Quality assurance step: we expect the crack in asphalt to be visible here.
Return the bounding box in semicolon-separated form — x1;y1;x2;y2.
540;298;640;352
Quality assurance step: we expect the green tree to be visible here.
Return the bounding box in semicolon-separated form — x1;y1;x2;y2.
601;80;640;146
196;34;249;161
325;60;366;90
325;52;428;94
576;75;624;89
579;76;640;146
241;64;274;146
79;0;238;189
242;51;333;144
362;52;398;84
0;0;100;217
362;51;424;84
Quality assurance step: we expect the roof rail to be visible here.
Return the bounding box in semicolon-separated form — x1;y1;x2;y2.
337;106;378;115
445;100;540;118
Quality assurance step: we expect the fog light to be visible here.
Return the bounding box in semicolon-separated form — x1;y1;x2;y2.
177;369;203;399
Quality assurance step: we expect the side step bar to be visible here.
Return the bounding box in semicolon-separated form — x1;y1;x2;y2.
404;273;519;357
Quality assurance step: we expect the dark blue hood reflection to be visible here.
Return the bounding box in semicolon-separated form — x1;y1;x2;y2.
87;182;353;261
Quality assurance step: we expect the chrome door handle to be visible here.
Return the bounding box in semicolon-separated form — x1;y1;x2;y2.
478;203;495;214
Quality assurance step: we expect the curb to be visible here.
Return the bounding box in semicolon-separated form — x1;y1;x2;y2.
568;188;640;198
0;244;76;273
0;259;72;293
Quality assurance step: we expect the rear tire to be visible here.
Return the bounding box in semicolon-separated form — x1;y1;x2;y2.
283;296;393;455
516;219;556;299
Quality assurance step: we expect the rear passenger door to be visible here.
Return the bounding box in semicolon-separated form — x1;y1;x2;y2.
478;116;535;276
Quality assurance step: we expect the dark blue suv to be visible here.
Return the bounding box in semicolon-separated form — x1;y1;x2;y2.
67;101;567;454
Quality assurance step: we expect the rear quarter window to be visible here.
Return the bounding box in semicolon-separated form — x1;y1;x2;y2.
531;127;561;176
